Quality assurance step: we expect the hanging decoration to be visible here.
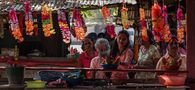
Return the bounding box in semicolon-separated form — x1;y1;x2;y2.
24;1;34;36
105;24;116;39
33;11;39;36
9;8;24;42
41;4;55;37
152;1;171;42
177;3;185;43
19;12;24;33
58;10;71;43
139;8;148;41
101;6;110;21
72;8;86;40
161;2;172;42
121;3;129;29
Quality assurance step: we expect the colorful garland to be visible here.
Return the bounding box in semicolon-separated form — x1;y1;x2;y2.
152;2;171;42
101;6;110;20
139;8;148;41
58;10;71;43
121;4;129;29
9;8;24;42
24;1;34;36
72;9;86;40
105;24;116;39
177;4;185;43
41;5;55;37
33;11;39;36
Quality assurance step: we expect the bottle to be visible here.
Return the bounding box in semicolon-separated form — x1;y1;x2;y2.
14;45;19;61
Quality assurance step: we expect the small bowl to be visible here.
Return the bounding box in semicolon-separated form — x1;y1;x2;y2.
101;64;118;69
158;75;186;86
26;80;46;88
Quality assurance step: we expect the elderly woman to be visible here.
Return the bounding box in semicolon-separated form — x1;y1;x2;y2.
156;37;187;76
90;38;111;79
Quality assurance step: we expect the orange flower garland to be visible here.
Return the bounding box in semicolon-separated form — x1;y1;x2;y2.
139;8;148;41
41;5;55;37
101;6;110;20
9;8;24;42
177;5;185;43
72;9;86;40
121;4;129;29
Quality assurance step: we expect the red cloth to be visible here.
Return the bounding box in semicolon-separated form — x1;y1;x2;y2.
78;51;98;68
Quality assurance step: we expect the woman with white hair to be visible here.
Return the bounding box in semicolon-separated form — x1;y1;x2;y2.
90;38;111;79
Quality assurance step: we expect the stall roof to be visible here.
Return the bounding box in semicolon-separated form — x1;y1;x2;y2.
0;0;137;12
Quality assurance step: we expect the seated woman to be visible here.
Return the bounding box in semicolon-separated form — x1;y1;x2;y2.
77;35;98;79
156;37;187;76
110;30;134;84
90;38;111;79
135;30;161;79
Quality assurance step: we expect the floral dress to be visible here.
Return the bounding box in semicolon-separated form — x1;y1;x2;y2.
135;45;161;79
111;48;134;80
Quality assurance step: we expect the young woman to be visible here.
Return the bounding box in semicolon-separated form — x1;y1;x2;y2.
111;30;134;84
77;34;98;79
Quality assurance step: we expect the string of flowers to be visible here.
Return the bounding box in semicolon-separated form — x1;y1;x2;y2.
72;8;86;40
139;8;148;41
24;1;34;36
177;3;185;43
9;8;24;42
41;4;55;37
101;6;110;21
57;10;71;43
152;1;171;42
121;3;129;29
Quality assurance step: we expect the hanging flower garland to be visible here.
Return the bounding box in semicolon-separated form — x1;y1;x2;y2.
152;2;162;42
139;8;148;41
9;8;24;42
58;10;71;43
72;9;86;40
121;3;129;29
152;1;171;42
101;6;110;21
161;3;172;42
105;24;116;39
41;5;55;37
177;4;185;43
33;11;39;36
24;1;34;36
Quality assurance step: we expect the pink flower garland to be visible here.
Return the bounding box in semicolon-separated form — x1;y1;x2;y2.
72;9;86;40
24;1;34;36
57;10;71;43
9;8;24;42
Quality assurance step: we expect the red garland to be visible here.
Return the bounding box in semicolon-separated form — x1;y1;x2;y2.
33;11;39;36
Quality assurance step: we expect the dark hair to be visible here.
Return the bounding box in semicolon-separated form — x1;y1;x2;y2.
86;32;98;43
98;33;106;39
111;30;130;58
146;30;155;45
81;33;97;51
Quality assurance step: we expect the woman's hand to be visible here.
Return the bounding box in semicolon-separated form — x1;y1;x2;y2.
112;56;120;64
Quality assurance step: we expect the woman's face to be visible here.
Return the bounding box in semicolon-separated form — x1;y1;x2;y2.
117;33;128;48
168;39;179;55
83;38;93;51
97;44;110;57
